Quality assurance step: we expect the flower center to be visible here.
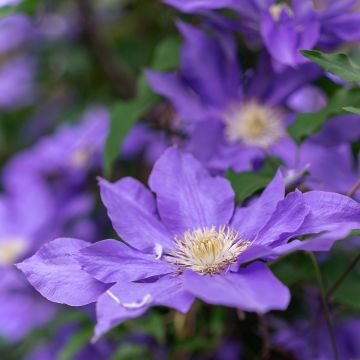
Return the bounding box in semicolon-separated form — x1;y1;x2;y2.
223;101;284;148
168;226;250;275
70;147;91;167
0;237;28;265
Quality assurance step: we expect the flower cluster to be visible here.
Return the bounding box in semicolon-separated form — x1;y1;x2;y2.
1;0;360;359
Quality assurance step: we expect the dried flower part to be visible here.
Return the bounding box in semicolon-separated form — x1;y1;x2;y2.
224;101;285;148
168;225;250;275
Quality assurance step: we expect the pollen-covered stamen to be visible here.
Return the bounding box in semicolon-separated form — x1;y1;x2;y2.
223;101;285;148
168;225;250;275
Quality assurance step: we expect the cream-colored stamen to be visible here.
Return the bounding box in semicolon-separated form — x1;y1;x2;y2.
168;225;250;275
223;101;284;148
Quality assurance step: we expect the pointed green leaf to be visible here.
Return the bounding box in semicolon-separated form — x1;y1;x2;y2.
301;50;360;82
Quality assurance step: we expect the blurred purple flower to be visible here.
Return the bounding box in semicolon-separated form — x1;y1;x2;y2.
0;13;32;54
17;147;360;339
274;316;360;360
147;22;321;172
164;0;360;66
0;56;36;109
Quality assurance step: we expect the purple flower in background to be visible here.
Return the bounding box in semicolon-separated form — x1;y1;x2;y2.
25;322;114;360
0;185;56;341
17;147;360;339
0;56;36;109
3;106;108;190
273;316;360;360
164;0;360;66
0;13;32;54
147;22;321;172
283;114;360;198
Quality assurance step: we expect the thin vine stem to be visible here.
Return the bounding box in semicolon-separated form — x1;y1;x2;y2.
326;252;360;300
308;252;339;360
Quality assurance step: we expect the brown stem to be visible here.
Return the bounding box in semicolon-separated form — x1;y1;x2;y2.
76;0;136;99
347;179;360;198
258;314;271;359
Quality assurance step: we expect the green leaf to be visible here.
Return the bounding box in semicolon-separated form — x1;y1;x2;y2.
343;106;360;115
226;170;273;203
57;328;92;360
226;157;281;203
103;36;181;177
321;256;360;311
288;88;360;144
301;50;360;82
103;74;159;177
151;36;181;71
111;344;151;360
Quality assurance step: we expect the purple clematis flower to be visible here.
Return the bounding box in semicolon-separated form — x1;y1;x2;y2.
282;114;360;198
0;56;36;110
0;184;57;341
17;147;360;340
164;0;360;66
0;13;33;54
147;22;321;172
273;316;360;360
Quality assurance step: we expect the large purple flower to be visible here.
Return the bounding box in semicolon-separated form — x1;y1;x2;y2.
164;0;360;66
17;148;360;339
147;22;321;172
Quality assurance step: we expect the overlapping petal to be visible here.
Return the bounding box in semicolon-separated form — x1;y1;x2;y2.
16;238;109;306
99;177;173;250
149;147;235;235
183;262;290;312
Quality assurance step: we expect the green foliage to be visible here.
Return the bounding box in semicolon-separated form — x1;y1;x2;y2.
301;50;360;82
103;36;181;177
58;327;92;360
112;344;152;360
343;106;360;115
226;157;281;203
288;88;360;144
322;255;360;312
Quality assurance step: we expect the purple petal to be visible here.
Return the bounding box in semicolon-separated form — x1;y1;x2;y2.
231;170;285;240
299;191;360;234
149;147;235;235
76;239;173;283
146;70;207;122
99;177;173;251
94;275;194;339
254;190;310;245
16;238;109;306
273;226;354;255
183;262;290;312
163;0;236;13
